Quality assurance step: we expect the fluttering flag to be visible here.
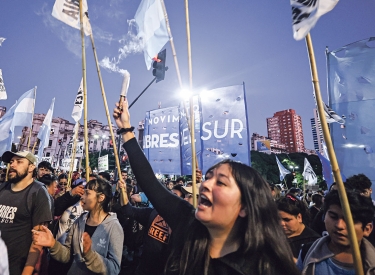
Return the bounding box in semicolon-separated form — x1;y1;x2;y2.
302;158;318;185
52;0;92;36
291;0;339;40
324;103;345;124
71;78;83;122
316;150;333;187
37;98;55;160
11;88;36;130
276;156;291;181
0;69;7;100
134;0;169;70
0;89;36;155
0;37;5;46
0;103;16;155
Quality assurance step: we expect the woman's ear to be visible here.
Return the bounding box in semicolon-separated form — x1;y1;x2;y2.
239;205;247;218
98;193;105;203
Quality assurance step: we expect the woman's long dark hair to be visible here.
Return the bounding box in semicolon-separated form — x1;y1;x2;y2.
166;159;300;275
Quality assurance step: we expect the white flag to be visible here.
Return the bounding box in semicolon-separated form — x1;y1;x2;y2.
135;0;169;70
302;158;318;185
37;98;55;160
0;37;5;46
276;156;291;181
291;0;339;40
71;78;83;122
52;0;92;36
0;69;7;100
324;103;345;124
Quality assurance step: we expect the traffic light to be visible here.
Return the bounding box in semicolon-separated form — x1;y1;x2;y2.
58;139;62;145
152;49;168;83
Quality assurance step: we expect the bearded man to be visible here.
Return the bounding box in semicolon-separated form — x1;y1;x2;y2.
0;151;52;275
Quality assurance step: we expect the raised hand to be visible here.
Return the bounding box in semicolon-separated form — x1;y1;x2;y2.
71;184;85;196
113;99;131;129
32;225;55;248
82;232;92;256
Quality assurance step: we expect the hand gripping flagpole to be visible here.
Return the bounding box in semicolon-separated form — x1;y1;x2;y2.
305;33;363;275
88;31;128;205
79;0;90;183
184;0;197;208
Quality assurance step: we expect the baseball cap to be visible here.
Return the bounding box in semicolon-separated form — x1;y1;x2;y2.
181;183;201;195
1;151;37;166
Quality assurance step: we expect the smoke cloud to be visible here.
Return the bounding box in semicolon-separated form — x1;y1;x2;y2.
99;19;144;75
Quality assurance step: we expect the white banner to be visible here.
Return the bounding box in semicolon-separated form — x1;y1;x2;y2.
98;154;108;172
65;140;84;158
52;0;92;36
60;158;78;171
71;79;84;122
0;69;7;100
41;156;53;164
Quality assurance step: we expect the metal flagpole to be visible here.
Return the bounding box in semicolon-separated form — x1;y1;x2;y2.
88;32;127;202
184;0;197;208
79;0;90;183
305;33;363;275
27;86;37;150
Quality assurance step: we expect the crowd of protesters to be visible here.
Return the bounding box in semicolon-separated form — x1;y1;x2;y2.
0;99;374;275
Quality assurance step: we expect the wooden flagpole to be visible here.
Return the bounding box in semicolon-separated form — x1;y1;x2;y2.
184;0;197;208
67;122;79;189
79;0;90;183
88;32;127;202
305;33;363;275
27;86;37;151
160;0;198;171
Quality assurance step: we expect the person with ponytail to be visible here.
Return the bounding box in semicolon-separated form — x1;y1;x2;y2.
112;98;300;275
32;177;123;275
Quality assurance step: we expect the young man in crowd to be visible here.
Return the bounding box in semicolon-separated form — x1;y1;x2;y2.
297;189;375;274
37;160;54;180
0;151;52;275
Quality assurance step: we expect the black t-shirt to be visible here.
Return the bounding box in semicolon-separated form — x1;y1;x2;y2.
84;224;97;238
288;226;320;258
0;181;52;275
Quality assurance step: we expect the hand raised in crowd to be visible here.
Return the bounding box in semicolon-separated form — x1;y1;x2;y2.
113;99;131;129
196;168;202;183
71;184;85;196
32;225;55;248
82;232;92;256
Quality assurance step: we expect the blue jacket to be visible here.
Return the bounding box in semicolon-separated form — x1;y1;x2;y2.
50;212;123;275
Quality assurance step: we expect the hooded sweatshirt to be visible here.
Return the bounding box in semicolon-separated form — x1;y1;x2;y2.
50;212;123;275
299;236;375;275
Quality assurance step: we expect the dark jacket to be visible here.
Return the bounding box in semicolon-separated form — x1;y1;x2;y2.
123;138;290;275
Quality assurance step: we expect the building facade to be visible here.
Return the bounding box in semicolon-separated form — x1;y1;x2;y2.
311;108;324;154
18;113;117;167
267;109;305;153
251;133;288;154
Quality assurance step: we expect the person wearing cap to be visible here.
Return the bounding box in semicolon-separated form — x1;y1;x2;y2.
37;160;54;180
0;151;53;275
181;184;200;206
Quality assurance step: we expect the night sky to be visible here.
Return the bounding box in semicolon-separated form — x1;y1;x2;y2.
1;0;374;149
